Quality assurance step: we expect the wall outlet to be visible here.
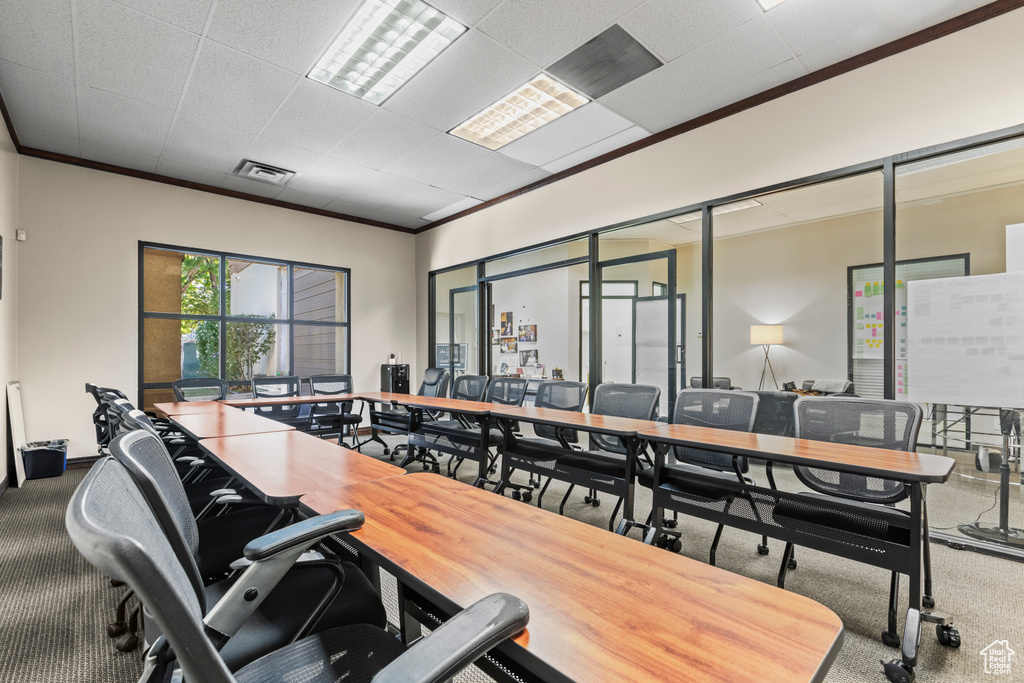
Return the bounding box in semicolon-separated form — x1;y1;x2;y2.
15;230;26;241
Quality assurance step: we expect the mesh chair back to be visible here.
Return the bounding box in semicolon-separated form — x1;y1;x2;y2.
173;378;229;402
751;391;798;437
252;376;301;397
66;457;234;683
589;384;661;454
309;374;355;418
419;368;450;398
119;409;160;437
690;377;733;389
672;389;759;471
486;378;528;406
451;375;488;402
533;381;588;444
793;397;922;504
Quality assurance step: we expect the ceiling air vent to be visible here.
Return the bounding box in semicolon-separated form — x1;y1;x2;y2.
232;159;296;186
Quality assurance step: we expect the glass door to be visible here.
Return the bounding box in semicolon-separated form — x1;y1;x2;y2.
598;251;677;418
444;285;478;379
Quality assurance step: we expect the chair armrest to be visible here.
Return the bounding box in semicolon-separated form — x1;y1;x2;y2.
372;593;529;683
205;510;364;638
243;509;364;561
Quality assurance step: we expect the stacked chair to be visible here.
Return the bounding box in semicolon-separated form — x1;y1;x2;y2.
67;440;530;682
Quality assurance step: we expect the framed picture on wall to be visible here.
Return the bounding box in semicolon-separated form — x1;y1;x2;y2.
517;324;536;342
500;337;517;353
500;311;513;336
491;328;500;344
520;349;538;366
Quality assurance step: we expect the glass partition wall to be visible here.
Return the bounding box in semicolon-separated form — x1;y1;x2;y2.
895;137;1024;548
432;265;479;383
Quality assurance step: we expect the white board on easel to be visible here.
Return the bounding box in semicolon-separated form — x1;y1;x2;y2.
7;381;26;486
907;272;1024;409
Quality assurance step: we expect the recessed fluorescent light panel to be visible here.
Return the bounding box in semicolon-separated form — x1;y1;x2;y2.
449;76;590;150
757;0;788;10
668;198;763;224
308;0;466;105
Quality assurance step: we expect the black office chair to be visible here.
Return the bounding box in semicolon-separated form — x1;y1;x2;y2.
750;390;798;437
416;374;490;476
106;430;389;670
307;374;363;448
773;397;948;649
551;383;661;531
173;377;229;401
251;375;309;429
438;377;530;479
690;377;739;390
640;389;761;561
367;368;450;459
67;454;530;683
499;381;588;505
86;383;128;454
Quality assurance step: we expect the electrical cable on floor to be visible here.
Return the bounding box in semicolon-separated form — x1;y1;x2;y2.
931;480;1001;530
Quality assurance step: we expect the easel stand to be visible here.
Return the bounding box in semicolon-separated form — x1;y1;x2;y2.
958;408;1024;549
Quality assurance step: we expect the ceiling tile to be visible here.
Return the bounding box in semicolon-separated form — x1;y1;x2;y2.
15;124;80;157
323;194;391;218
366;206;432;228
383;133;491;184
261;77;376;153
287;155;377;196
275;187;335;209
179;41;298;133
156;158;228;186
77;86;175;156
497;102;635;167
76;0;200;109
80;139;160;172
163;115;255;172
764;0;903;56
328;109;439;170
422;195;483;222
433;152;538;196
476;0;645;66
206;0;359;74
471;166;551;200
114;0;214;34
220;174;285;199
427;0;505;26
600;17;796;132
243;137;323;174
619;0;759;63
382;30;537;132
338;172;444;208
0;60;78;138
0;0;75;80
541;125;649;174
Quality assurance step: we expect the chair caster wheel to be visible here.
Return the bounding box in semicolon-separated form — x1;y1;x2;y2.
532;481;541;489
881;631;901;648
757;544;770;556
383;447;390;455
922;595;935;609
110;579;125;587
882;661;914;683
936;625;960;648
787;557;797;570
422;463;431;471
115;634;139;652
656;536;681;553
663;518;678;529
107;621;127;638
583;496;600;507
521;491;533;503
433;464;440;474
512;490;522;500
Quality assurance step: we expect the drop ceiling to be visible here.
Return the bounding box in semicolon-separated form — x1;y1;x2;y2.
0;0;996;232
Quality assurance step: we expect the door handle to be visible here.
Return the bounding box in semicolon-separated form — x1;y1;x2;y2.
676;345;683;363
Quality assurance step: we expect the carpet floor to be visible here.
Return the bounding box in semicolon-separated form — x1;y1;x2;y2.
1;433;1021;682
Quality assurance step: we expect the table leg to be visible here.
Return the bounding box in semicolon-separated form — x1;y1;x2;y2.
901;483;924;670
473;415;491;488
614;435;638;536
397;583;422;645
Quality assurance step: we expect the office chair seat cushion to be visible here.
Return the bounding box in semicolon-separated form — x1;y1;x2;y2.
556;451;627;478
773;492;911;544
196;506;283;579
430;420;504;445
638;462;743;489
234;623;405;683
215;561;389;671
508;437;566;462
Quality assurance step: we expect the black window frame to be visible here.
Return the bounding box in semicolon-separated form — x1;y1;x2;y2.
138;241;351;403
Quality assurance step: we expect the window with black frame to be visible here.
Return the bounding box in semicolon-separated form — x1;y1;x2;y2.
139;244;350;408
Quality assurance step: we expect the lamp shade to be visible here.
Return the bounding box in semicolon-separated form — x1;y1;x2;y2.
750;325;784;345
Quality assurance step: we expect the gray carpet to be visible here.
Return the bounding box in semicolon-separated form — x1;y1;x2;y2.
2;438;1022;683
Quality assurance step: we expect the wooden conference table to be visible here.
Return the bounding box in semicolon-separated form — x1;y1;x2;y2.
171;409;295;440
302;473;844;683
153;400;240;417
639;424;956;676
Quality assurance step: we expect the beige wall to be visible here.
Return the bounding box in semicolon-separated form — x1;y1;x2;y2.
415;8;1024;376
17;159;416;458
0;122;17;485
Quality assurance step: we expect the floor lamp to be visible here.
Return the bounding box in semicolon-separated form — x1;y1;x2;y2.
750;325;783;390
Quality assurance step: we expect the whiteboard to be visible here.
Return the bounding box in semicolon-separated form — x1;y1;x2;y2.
7;381;26;486
907;272;1024;408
